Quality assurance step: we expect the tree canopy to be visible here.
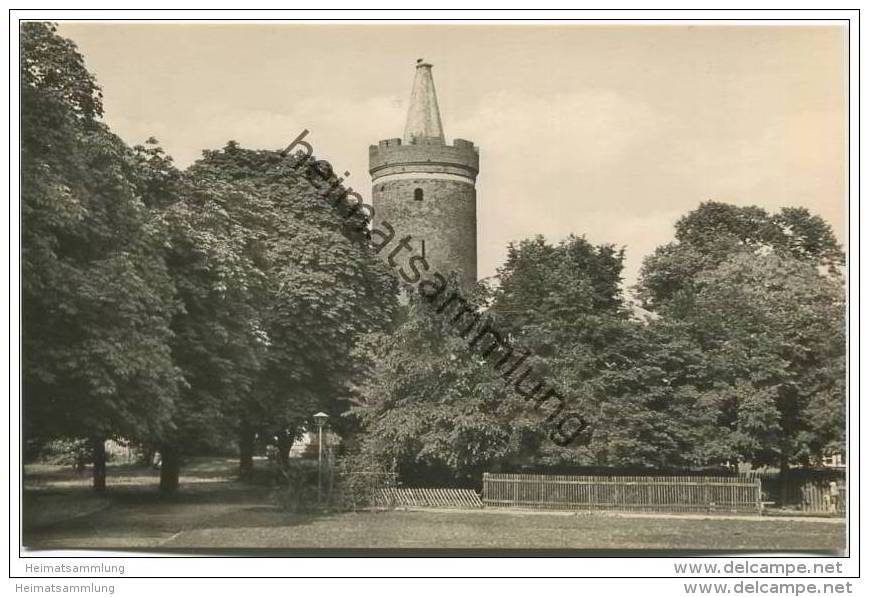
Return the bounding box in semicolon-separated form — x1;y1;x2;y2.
22;22;180;449
637;201;844;314
170;143;398;459
635;201;846;469
353;207;846;477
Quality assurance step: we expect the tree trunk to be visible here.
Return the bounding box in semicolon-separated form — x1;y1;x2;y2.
239;425;255;482
91;436;106;493
159;445;180;495
276;430;291;468
779;455;791;507
141;445;155;468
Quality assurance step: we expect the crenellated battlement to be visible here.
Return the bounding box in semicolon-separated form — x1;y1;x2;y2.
369;138;479;182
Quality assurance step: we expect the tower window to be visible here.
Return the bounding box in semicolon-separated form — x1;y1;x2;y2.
414;188;424;201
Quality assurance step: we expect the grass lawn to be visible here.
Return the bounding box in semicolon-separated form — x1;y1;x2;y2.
22;457;845;553
157;510;845;553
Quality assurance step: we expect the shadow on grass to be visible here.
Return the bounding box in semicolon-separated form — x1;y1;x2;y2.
22;457;343;549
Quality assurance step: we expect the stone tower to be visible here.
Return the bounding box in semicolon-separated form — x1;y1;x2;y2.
369;60;479;290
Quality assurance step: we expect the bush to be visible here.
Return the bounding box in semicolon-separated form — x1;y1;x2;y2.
30;439;94;470
331;449;397;511
273;460;321;512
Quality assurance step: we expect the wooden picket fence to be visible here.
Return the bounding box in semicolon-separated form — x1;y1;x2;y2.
482;473;762;513
375;487;483;509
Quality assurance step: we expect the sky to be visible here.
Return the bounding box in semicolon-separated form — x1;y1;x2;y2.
58;23;847;288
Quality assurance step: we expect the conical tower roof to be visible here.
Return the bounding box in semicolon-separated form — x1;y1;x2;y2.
403;59;445;145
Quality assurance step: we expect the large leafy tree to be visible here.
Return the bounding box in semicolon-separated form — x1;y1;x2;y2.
21;23;181;490
686;252;846;469
488;235;725;468
350;287;542;484
636;202;846;470
553;318;728;469
155;143;398;489
139;144;267;491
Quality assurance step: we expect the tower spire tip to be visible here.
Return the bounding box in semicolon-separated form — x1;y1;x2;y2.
404;59;443;144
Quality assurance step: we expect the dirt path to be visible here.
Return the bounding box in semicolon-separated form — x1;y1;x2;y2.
25;482;279;550
23;457;281;551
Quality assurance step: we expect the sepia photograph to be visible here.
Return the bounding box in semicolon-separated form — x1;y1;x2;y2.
15;13;852;564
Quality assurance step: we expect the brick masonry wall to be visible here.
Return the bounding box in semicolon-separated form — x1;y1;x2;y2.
372;177;477;290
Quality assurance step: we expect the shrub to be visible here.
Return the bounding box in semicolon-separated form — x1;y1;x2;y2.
273;459;321;512
31;439;94;470
331;449;397;511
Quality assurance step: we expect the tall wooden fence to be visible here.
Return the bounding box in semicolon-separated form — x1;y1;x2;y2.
482;473;762;514
746;470;846;515
788;482;846;515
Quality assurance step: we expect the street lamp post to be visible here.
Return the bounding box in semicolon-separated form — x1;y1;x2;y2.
313;411;329;505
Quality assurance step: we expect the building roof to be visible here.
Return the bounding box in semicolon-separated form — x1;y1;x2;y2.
403;59;445;145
